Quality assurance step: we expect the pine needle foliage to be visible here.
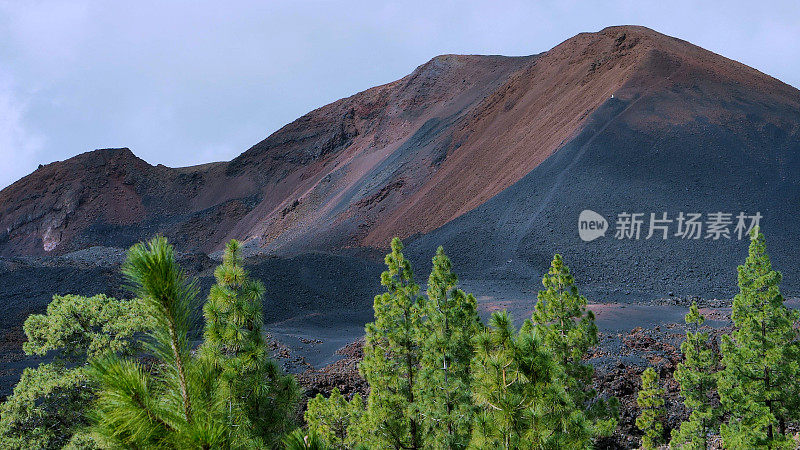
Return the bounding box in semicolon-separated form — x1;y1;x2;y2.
531;254;618;439
305;387;364;449
199;239;299;447
121;236;197;423
636;367;665;450
23;293;150;362
418;246;481;449
0;362;93;449
471;311;586;449
0;294;148;449
360;237;426;449
670;302;719;449
88;236;233;448
718;229;800;448
282;428;330;450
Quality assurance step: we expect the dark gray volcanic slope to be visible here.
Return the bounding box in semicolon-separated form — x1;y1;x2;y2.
0;251;383;398
0;252;382;341
250;252;383;324
407;93;800;299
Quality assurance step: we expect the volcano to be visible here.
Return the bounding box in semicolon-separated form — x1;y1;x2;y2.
3;25;800;443
2;25;799;297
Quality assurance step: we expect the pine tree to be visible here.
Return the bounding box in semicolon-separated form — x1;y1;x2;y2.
88;237;239;448
360;237;427;449
636;367;665;450
531;254;618;438
418;246;481;449
200;239;299;446
305;388;365;449
471;311;585;449
670;302;719;449
718;229;800;448
0;295;147;449
0;294;149;449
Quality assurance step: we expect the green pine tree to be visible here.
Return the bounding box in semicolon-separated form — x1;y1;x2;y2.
637;367;666;450
718;229;800;448
670;302;719;449
200;239;299;447
0;294;148;449
359;237;427;449
471;311;585;449
531;254;618;439
418;246;481;449
305;387;365;449
88;237;238;448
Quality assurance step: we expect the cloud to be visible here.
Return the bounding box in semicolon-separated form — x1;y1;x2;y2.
0;71;44;188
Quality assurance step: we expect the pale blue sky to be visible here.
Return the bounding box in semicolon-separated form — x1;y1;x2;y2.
1;0;798;188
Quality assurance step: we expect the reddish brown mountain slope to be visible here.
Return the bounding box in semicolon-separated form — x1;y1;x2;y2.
1;25;798;259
